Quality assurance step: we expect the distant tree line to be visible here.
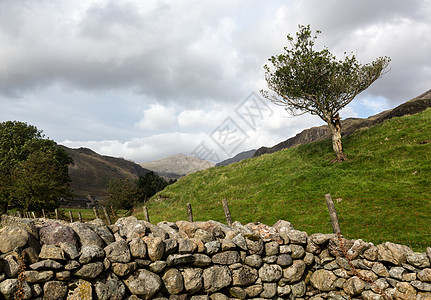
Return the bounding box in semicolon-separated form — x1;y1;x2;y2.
104;172;175;211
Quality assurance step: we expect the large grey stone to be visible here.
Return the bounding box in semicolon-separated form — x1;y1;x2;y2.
59;242;79;260
112;262;138;277
178;238;198;253
30;259;62;270
205;241;221;255
407;252;431;268
39;222;79;248
162;268;184;295
0;226;30;253
115;216;147;241
129;237;147;258
260;282;277;298
203;265;232;293
94;272;126;300
245;236;263;255
283;260;306;283
3;255;19;277
79;245;105;264
124;269;163;299
38;244;65;260
74;261;104;280
232;234;247;250
212;251;240;265
167;254;195;266
291;280;306;297
244;254;262;268
0;279;32;300
191;254;211;267
105;240;131;263
43;281;68;300
258;263;282;282
144;236;165;261
69;222;105;248
377;242;410;266
343;276;365;296
183;268;203;294
87;218;115;245
418;268;431;282
23;270;53;283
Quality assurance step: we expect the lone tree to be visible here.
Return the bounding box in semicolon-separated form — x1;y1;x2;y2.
261;25;390;162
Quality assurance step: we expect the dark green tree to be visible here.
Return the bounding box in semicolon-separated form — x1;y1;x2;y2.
0;121;73;212
136;171;170;202
105;178;138;211
261;25;390;162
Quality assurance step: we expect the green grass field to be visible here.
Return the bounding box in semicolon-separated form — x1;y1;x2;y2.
137;108;431;251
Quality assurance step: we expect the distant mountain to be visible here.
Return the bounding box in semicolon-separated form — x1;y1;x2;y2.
254;89;431;157
216;149;256;167
140;153;215;180
61;146;150;198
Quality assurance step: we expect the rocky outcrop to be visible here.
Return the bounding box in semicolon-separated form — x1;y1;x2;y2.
0;214;430;299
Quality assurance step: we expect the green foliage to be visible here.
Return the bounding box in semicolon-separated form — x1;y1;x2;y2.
105;178;138;211
0;121;73;211
136;171;171;202
142;109;431;251
262;25;390;121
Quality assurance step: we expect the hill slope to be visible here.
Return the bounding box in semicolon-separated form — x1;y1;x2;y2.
63;147;150;198
142;108;431;250
140;153;214;180
254;89;431;157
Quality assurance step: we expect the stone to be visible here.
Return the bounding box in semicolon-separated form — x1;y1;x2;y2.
190;295;208;300
191;254;211;267
194;229;214;243
364;245;379;261
228;286;246;299
371;278;389;294
56;270;72;281
277;254;293;267
361;290;385;300
167;254;195;266
178;239;198;253
164;238;179;255
105;240;131;263
205;241;221;255
389;266;406;280
115;216;147;241
39;222;79;247
182;268;203;294
258;263;282;282
260;282;277;298
357;269;378;282
393;282;417;299
74;261;104;280
245;236;263;255
31;283;43;298
112;262;138;277
372;262;390;277
291;280;306;297
163;268;184;295
209;293;228;300
346;239;371;260
65;260;81;270
69;222;105;248
232;265;258;286
176;220;200;237
265;241;279;256
377;242;409;266
212;251;240;265
3;255;19;277
190;238;205;252
124;269;163;299
244;284;263;297
79;245;105;264
304;252;314;265
43;281;68;300
149;261;167;273
290;244;305;259
23;270;53;283
282;229;308;245
310;269;337;292
272;219;295;231
309;233;336;245
141;220;169;240
403;272;417;281
145;237;165;261
283;260;306;283
38;244;65;260
0;226;30;253
202;265;232;293
407;252;431;268
343;276;365;296
129;237;147;259
418;268;431;282
59;242;80;260
0;279;32;300
411;280;431;292
89;221;116;245
244;254;262;268
232;234;247;250
157;221;180;239
68;279;92;300
30;259;62;270
277;284;291;297
221;239;236;251
94;272;126;300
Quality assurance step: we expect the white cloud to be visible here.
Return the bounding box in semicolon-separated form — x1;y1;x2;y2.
135;104;177;131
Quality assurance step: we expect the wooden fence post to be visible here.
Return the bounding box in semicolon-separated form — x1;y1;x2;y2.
325;194;341;234
93;207;99;219
111;206;118;220
31;212;36;219
143;206;150;223
42;209;46;218
103;207;112;225
222;199;233;227
69;211;73;223
78;211;82;222
55;209;59;220
17;211;22;218
187;203;193;223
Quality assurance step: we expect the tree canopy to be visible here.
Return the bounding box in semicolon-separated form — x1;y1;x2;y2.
0;121;73;212
261;25;390;161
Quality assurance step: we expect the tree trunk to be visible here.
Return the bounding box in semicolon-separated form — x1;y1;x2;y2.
327;115;347;162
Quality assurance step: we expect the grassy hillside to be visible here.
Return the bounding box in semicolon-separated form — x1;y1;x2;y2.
140;109;431;250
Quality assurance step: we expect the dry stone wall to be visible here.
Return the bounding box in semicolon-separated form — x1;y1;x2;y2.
0;215;430;299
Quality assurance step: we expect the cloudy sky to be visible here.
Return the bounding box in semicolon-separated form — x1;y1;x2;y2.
1;0;430;163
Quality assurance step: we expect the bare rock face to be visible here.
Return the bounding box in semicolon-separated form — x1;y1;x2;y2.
38;222;79;248
124;269;163;299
